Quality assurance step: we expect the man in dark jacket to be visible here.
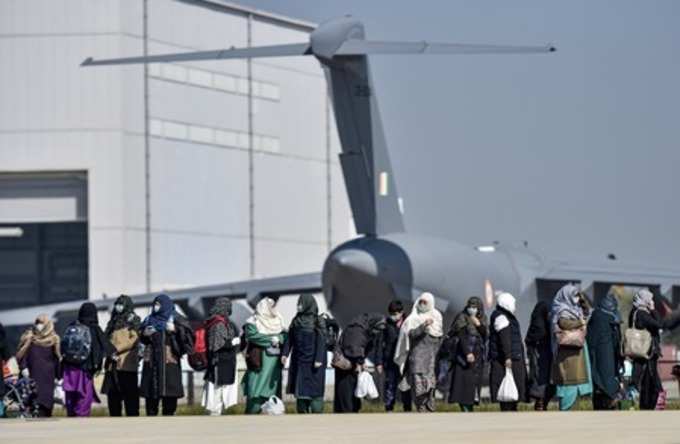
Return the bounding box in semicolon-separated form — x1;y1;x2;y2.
376;301;412;412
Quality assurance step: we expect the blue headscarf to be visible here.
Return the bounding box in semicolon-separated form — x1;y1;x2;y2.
141;294;175;332
597;292;621;323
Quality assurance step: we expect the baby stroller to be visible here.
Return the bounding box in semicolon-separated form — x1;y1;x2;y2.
2;376;39;418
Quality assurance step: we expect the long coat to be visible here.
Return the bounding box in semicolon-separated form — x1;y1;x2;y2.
19;344;60;411
587;309;623;398
140;317;193;399
283;325;326;399
449;315;487;405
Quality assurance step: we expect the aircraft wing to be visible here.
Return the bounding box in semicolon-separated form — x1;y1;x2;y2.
336;40;555;55
0;272;322;351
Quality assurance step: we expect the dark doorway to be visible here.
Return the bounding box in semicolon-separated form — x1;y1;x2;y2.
0;222;88;310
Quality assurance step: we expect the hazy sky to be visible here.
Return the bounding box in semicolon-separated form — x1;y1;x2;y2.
237;1;680;269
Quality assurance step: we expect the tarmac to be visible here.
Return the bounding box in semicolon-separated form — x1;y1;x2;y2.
2;411;680;444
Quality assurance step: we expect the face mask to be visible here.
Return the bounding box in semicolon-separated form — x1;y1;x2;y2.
153;303;161;313
572;296;580;304
467;307;478;317
390;314;401;322
297;304;304;313
417;302;428;314
35;323;45;332
114;304;124;313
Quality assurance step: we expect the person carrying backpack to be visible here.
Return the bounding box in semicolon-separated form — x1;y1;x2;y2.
61;302;113;417
281;294;327;413
201;297;240;416
101;295;141;416
140;294;193;416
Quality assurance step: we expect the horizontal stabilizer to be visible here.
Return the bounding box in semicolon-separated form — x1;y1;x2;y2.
81;42;311;66
336;40;556;56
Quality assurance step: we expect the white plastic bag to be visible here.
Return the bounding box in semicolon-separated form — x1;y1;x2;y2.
354;371;379;400
260;396;285;415
53;380;65;405
497;367;519;402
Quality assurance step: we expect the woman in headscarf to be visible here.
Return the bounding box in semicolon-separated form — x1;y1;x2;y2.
489;292;527;412
61;302;113;417
282;294;327;413
202;297;240;416
333;312;386;413
16;315;61;417
394;292;444;412
551;284;593;411
587;292;624;410
140;294;194;416
628;289;680;410
448;296;488;412
101;294;141;416
242;297;286;414
525;300;555;410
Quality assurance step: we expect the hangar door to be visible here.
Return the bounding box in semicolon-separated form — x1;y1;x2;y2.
0;173;88;310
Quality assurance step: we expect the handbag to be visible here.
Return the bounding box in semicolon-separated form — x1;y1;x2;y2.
555;323;586;349
245;344;263;371
623;311;652;359
331;347;352;370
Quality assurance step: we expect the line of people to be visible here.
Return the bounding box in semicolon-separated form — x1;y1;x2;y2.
2;283;679;417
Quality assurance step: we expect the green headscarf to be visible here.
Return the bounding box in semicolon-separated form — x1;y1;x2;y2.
291;294;319;330
105;294;141;335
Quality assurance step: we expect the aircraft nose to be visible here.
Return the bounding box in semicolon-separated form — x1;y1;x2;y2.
328;248;378;276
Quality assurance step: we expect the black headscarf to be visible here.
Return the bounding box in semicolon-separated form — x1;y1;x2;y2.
105;295;141;336
76;302;113;374
525;300;551;346
291;294;319;330
450;296;486;336
210;297;232;318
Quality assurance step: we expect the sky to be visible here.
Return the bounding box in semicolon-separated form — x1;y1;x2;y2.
236;1;680;269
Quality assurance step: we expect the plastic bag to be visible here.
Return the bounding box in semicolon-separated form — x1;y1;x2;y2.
260;396;285;415
354;371;379;400
54;380;65;405
497;367;519;402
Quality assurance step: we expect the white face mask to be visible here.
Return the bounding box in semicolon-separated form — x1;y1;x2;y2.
35;323;45;332
297;304;304;313
467;307;478;317
114;304;124;313
153;303;161;313
572;296;581;304
390;313;401;322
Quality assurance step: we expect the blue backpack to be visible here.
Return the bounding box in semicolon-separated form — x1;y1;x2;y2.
61;322;92;365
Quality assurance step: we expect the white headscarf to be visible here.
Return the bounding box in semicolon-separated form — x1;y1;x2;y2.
246;297;285;335
393;292;443;371
494;292;517;331
633;289;654;312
